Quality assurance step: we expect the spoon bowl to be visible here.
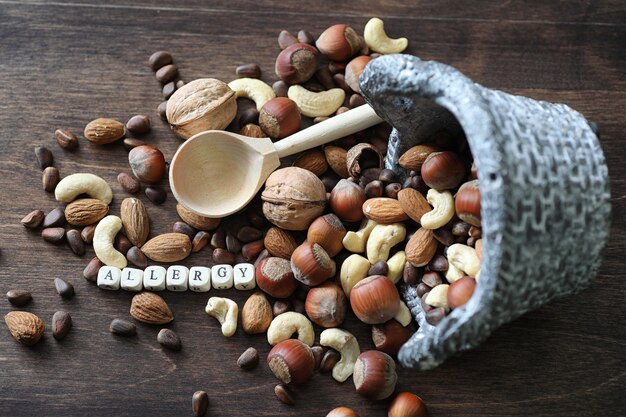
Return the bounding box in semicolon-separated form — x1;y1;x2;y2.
169;104;383;218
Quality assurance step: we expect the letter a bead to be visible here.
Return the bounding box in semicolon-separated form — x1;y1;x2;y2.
98;266;121;290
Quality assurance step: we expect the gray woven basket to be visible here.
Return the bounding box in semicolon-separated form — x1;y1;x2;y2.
360;54;611;370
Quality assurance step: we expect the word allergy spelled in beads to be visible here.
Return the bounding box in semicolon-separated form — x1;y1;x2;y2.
97;263;256;293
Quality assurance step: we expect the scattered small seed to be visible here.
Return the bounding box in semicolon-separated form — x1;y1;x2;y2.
7;289;32;307
176;80;185;89
368;260;388;276
155;64;178;84
425;306;446;325
312;346;324;370
123;138;147;151
149;51;173;71
42;208;66;228
210;229;226;249
192;390;209;417
117;172;140;194
42;166;60;194
192;231;211;253
277;30;297;49
162;82;176;99
80;224;96;243
297;29;315;45
54;278;75;299
42;227;65;244
83;257;102;282
236;63;261;78
274;384;294;406
239;108;260;127
109;318;137;336
145;185;167;204
225;233;241;253
66;229;86;256
349;93;366;108
126;115;151;134
114;234;133;255
237;347;259;370
212;248;236;265
54;129;79;150
126;246;148;268
21;210;44;229
34;145;53;169
320;348;341;374
158;101;168;120
272;80;288;97
52;310;72;340
173;221;196;240
157;328;182;351
273;299;290;317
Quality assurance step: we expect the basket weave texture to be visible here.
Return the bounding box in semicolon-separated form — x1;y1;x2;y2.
360;54;611;370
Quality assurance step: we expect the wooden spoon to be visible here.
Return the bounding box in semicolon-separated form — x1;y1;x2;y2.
169;104;383;218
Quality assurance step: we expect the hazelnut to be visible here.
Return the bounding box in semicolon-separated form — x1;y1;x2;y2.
261;167;326;231
307;214;346;257
128;145;166;184
388;392;427;417
350;275;400;324
347;143;383;178
327;407;359;417
275;43;319;85
420;151;466;190
259;97;301;139
329;179;366;223
267;339;315;385
316;24;362;62
291;242;336;286
447;275;476;309
344;55;372;93
455;179;481;227
305;282;347;328
256;257;297;298
372;319;412;356
353;350;397;400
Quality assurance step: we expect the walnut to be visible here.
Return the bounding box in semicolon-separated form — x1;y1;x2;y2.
165;78;237;140
261;167;326;230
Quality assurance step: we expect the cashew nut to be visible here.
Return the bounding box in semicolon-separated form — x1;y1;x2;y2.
228;78;275;110
205;297;238;337
386;251;406;284
320;328;360;383
343;218;377;253
425;284;450;312
445;262;465;283
363;17;408;54
267;312;314;346
55;173;113;204
340;254;371;296
366;223;406;264
394;300;412;327
420;189;455;230
447;244;481;278
475;239;483;261
287;85;345;117
93;215;127;269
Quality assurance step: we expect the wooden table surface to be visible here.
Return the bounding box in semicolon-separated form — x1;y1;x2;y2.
1;1;624;416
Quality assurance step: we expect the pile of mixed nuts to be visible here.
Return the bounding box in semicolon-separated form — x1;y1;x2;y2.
8;17;485;417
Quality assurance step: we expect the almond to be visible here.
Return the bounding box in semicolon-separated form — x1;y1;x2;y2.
130;292;174;324
264;226;298;259
405;227;438;267
120;197;149;247
324;146;349;178
64;198;109;226
398;145;439;171
84;118;126;145
293;150;328;176
176;204;221;231
397;188;432;224
5;311;45;345
241;291;273;334
362;198;409;224
141;233;191;262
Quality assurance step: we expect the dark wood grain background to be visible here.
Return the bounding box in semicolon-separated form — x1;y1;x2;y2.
1;1;624;416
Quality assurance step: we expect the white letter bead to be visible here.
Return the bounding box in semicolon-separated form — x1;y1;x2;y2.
234;263;255;290
98;266;121;290
188;267;211;292
211;264;233;289
120;267;144;291
143;266;166;291
166;265;189;291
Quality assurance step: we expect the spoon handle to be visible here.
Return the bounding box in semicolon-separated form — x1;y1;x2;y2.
274;104;384;158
